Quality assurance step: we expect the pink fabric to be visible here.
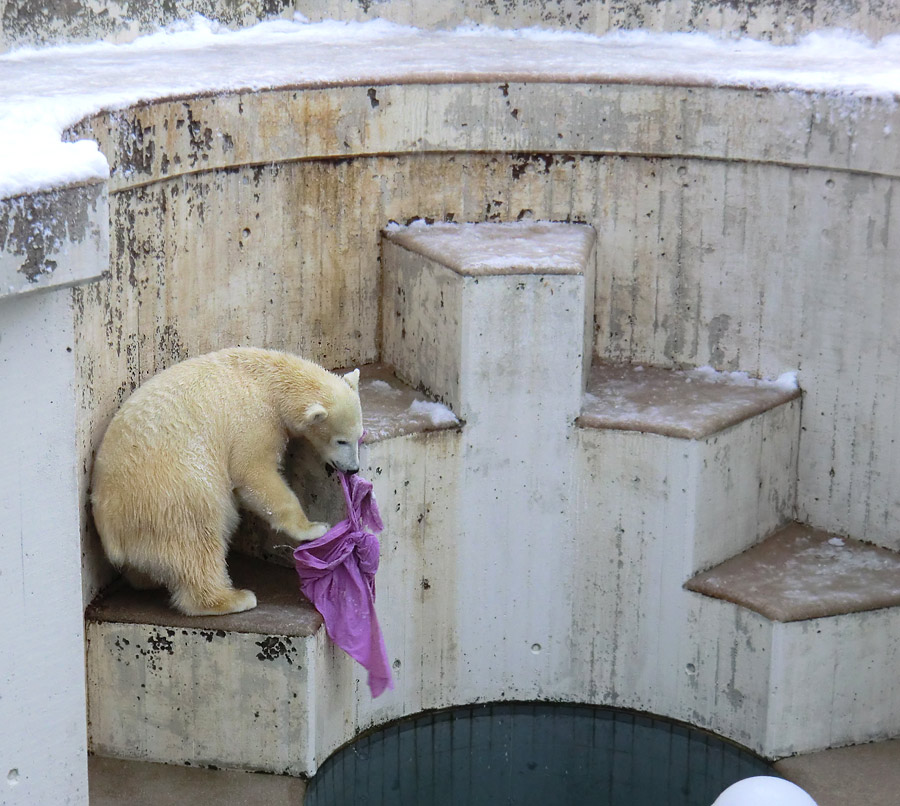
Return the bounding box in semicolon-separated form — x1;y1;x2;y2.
293;472;394;697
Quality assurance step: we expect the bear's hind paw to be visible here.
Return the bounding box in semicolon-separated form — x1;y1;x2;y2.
176;588;258;616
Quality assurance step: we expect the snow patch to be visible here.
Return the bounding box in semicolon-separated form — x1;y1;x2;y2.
366;379;400;394
408;398;458;426
690;365;799;391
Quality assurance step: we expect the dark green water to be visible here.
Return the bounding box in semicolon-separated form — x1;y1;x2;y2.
306;703;773;806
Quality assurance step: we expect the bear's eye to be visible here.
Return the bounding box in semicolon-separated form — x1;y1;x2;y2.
336;439;349;446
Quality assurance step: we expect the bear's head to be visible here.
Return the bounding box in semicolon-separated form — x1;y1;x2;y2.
296;368;364;474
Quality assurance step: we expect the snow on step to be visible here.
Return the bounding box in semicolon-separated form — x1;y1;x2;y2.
578;361;800;440
357;362;460;442
686;522;900;622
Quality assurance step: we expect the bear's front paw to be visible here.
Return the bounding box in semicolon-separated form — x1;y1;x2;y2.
289;522;330;543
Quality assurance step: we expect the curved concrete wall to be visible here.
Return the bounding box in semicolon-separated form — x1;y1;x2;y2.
2;0;898;51
3;24;898;801
69;78;900;613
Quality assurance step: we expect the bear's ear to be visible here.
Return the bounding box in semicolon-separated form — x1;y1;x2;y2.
343;369;360;391
303;403;328;426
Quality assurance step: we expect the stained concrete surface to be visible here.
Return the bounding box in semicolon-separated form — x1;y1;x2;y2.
686;523;900;622
578;361;800;440
88;756;306;805
85;553;323;637
89;740;900;805
775;739;900;806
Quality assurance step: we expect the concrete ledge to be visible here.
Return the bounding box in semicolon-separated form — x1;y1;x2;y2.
66;83;900;197
85;554;323;638
775;738;900;806
0;182;107;298
2;24;898;202
686;522;900;622
578;361;800;440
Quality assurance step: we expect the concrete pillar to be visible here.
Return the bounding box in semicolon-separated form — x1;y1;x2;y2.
0;182;107;806
382;221;596;702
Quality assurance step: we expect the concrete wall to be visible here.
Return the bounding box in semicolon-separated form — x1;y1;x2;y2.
0;291;89;806
71;80;900;615
0;184;106;806
4;20;900;796
2;0;899;51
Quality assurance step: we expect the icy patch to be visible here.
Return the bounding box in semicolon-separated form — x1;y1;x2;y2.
3;18;900;197
408;398;458;426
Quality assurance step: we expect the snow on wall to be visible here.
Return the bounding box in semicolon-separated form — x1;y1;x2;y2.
2;18;900;198
2;0;899;52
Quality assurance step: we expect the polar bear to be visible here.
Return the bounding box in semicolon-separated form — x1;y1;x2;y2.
91;347;363;616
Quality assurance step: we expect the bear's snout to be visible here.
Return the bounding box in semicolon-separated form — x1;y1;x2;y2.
331;458;359;475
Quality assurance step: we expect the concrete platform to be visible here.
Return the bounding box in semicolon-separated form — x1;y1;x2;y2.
776;738;900;806
86;554;322;637
686;523;900;622
578;361;800;440
88;739;900;806
88;756;306;805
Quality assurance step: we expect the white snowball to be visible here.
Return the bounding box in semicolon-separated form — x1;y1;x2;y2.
713;777;817;806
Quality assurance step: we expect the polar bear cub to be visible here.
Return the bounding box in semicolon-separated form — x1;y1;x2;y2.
92;347;363;616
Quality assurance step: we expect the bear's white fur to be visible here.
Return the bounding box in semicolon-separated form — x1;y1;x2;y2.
91;347;363;616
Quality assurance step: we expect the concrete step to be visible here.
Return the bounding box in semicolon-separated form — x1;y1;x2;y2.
85;365;460;775
686;522;900;623
572;361;899;757
88;755;306;806
684;522;900;757
86;554;323;775
571;358;808;756
577;359;801;579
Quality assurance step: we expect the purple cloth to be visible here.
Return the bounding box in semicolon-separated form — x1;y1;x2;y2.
293;472;394;697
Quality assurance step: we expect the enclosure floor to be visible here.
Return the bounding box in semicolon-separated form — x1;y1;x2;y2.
89;740;900;805
774;738;900;806
88;756;306;805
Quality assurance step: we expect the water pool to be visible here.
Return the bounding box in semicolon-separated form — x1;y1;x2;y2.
306;703;773;805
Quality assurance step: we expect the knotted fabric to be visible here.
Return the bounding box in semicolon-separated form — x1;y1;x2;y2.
293;472;394;697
